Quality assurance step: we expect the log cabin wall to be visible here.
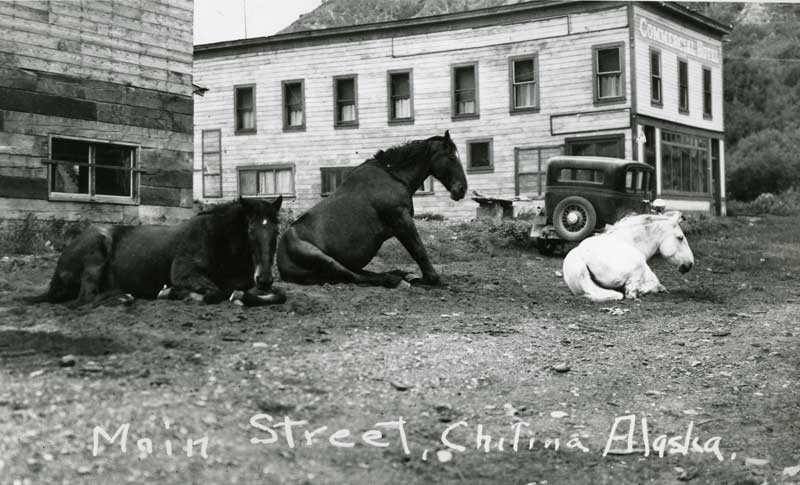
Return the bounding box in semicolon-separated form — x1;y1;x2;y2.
0;0;194;226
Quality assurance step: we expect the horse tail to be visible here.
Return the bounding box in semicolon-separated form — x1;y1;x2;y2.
562;248;623;302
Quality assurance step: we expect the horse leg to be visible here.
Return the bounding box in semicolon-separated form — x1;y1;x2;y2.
170;257;230;304
626;263;664;298
386;209;440;285
278;228;402;288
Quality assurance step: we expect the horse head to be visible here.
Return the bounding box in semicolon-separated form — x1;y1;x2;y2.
239;196;283;290
429;130;467;201
657;211;694;274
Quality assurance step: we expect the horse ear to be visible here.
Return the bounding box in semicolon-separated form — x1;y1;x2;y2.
669;211;683;224
444;130;451;141
272;195;283;211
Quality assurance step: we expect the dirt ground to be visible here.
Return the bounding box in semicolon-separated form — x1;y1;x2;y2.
1;215;799;485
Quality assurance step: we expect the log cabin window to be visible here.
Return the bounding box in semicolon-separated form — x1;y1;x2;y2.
234;84;256;134
593;43;625;104
650;48;662;106
452;63;479;118
202;129;222;198
510;55;539;112
282;80;305;131
388;70;413;123
467;139;492;173
678;59;689;113
320;166;353;196
238;164;295;197
334;75;358;127
49;137;136;203
661;130;709;194
702;66;712;119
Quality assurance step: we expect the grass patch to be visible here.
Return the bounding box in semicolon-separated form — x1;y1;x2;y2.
0;214;91;255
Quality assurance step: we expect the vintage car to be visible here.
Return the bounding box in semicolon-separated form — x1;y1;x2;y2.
530;156;659;250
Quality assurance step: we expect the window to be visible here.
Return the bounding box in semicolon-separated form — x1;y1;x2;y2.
593;44;624;103
467;139;492;172
320;166;353;196
452;63;478;118
566;135;624;158
202;129;222;198
388;70;413;123
661;130;709;194
334;75;358;127
49;137;136;202
625;170;651;194
282;80;305;130
515;145;562;197
510;55;539;112
234;84;256;134
416;176;434;195
702;67;712;118
650;49;662;106
678;59;689;113
239;165;295;197
558;168;604;184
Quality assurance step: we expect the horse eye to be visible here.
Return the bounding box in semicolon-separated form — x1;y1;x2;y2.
677;235;684;241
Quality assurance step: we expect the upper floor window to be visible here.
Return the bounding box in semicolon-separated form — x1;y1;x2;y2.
321;166;353;196
678;59;689;113
201;129;222;198
702;67;712;119
593;44;624;104
388;70;413;123
234;84;256;134
239;164;295;197
49;137;137;202
282;80;305;131
467;138;493;172
650;49;662;106
510;55;539;112
334;75;358;127
452;63;479;118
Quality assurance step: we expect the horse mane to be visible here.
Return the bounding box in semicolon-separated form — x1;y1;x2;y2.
603;213;675;234
367;135;447;173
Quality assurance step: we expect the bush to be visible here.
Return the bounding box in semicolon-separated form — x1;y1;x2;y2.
727;189;800;216
0;214;92;255
727;127;800;201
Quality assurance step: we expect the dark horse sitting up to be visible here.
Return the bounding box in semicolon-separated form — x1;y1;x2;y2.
277;130;467;287
28;197;285;306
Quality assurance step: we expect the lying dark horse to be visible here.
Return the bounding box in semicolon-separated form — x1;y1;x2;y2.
28;197;286;306
277;130;467;287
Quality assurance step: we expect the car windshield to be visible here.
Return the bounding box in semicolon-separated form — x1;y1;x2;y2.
558;168;604;184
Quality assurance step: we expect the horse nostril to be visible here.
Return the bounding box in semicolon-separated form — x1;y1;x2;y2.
679;263;693;274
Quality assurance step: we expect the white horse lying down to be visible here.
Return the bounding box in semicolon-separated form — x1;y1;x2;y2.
562;211;694;302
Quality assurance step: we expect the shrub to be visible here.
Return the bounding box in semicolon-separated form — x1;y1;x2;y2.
727;127;800;201
727;189;800;216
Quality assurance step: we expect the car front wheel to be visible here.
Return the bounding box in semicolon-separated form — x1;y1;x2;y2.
553;196;597;241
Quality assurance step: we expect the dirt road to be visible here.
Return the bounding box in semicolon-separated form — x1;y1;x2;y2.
1;216;798;484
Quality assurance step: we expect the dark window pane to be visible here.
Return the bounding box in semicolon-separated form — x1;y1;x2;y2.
469;142;490;168
337;78;355;101
514;59;535;83
455;66;475;90
391;73;410;97
94;144;132;196
239;170;257;196
51;138;89;194
597;48;620;72
650;52;660;76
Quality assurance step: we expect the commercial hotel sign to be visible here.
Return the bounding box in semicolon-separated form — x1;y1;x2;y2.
637;14;721;65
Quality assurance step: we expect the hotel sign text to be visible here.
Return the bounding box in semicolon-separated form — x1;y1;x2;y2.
637;16;721;65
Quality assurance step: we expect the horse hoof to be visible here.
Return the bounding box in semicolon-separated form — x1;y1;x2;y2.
229;290;245;302
188;292;204;302
232;299;245;306
397;280;412;290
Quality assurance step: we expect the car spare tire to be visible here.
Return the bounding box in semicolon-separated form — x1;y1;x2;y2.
553;196;597;241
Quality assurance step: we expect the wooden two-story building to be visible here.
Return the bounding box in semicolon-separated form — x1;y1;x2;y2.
0;0;195;226
193;1;730;218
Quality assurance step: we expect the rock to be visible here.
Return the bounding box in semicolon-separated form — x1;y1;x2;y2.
77;465;92;475
782;464;800;477
552;363;570;373
711;330;731;337
389;379;412;391
744;457;769;467
436;449;453;463
252;342;269;348
80;362;103;373
187;353;203;364
29;369;46;378
59;355;77;367
550;410;569;419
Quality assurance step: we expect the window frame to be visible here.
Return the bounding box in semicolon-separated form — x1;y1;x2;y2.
237;163;296;198
47;135;139;205
565;133;625;159
333;74;359;128
201;129;222;198
466;138;493;173
387;69;414;124
702;66;712;119
649;47;662;107
678;58;690;114
415;176;435;196
282;79;306;132
233;83;257;135
592;42;626;106
509;54;540;114
451;61;480;120
514;145;563;197
660;130;711;196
